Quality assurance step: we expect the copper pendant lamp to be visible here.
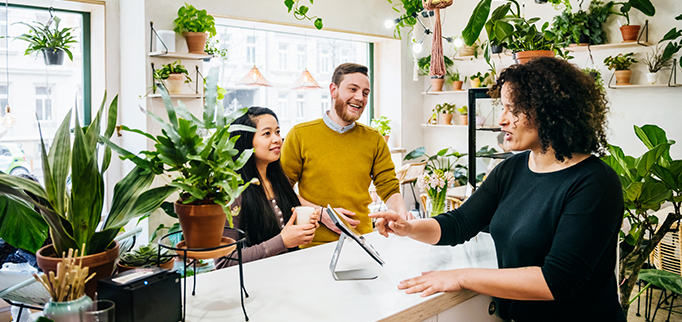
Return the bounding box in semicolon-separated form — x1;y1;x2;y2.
237;65;272;87
292;69;322;90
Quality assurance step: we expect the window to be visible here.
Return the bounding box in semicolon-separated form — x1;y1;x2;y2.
297;45;306;71
246;36;256;64
296;94;305;119
209;19;371;136
340;49;350;64
220;33;231;61
0;9;6;49
278;92;288;120
321;94;329;115
0;85;7;116
278;43;288;70
35;86;52;121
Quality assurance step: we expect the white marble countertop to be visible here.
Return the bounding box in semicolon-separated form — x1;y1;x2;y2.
183;231;498;322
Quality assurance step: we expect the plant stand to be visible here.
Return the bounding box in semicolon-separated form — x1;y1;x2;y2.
607;59;678;88
159;229;250;321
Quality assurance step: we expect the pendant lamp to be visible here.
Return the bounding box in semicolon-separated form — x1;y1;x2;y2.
292;69;322;90
237;66;272;87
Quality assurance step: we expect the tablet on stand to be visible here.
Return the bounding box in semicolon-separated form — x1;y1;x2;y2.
327;205;385;281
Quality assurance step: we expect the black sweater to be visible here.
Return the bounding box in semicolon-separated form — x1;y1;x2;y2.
434;151;625;321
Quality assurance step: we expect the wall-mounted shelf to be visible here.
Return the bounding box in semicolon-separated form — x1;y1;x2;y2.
610;84;681;89
476;126;502;132
421;124;467;128
477;152;513;160
422;90;467;95
390;148;407;154
565;41;652;53
148;94;205;98
148;52;214;60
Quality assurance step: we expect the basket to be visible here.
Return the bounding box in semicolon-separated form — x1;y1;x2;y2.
423;0;453;10
650;222;682;276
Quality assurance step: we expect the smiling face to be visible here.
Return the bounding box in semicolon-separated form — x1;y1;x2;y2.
498;84;541;152
330;72;370;125
252;114;282;167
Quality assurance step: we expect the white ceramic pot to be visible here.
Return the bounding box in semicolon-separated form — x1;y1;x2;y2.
646;72;658;85
475;116;486;127
164;73;185;94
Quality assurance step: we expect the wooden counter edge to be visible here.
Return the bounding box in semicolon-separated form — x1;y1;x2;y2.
378;289;479;322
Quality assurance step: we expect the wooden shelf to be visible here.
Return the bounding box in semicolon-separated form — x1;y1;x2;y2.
421;124;468;128
477;152;514;159
147;94;204;98
610;84;681;89
390;148;407;154
476;126;502;132
565;41;652;52
422;90;467;95
148;52;213;60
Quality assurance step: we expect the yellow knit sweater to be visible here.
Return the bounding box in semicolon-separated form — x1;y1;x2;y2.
281;119;400;246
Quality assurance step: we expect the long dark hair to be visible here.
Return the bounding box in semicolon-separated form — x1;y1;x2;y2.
231;107;300;246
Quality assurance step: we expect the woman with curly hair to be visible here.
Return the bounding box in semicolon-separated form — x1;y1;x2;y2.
371;57;624;321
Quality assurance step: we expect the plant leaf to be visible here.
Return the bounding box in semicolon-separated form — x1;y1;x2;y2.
462;0;492;47
0;194;48;253
404;147;426;161
638;269;682;295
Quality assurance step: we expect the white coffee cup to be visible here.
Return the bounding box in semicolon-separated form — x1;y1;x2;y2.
295;206;315;225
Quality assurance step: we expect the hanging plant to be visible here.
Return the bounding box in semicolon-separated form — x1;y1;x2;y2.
13;16;77;66
386;0;424;39
284;0;323;30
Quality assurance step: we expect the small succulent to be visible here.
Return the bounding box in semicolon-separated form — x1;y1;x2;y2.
119;244;174;267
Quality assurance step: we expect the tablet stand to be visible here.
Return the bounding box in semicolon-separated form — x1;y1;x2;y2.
329;232;378;280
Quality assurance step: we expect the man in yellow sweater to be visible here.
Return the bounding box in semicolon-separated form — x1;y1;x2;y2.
281;63;411;246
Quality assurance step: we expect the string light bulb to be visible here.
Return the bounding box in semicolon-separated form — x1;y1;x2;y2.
3;105;15;128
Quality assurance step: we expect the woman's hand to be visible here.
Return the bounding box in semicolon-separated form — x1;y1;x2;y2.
281;211;316;248
398;270;465;297
369;210;413;238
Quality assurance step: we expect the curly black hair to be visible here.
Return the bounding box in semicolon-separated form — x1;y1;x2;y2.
489;57;609;161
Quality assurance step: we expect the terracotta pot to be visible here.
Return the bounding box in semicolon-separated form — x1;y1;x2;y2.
615;70;632;85
176;202;227;249
383;135;389;143
164;73;185;94
452;81;463;91
513;50;556;65
620;25;641;43
470;78;481;88
459;114;468;125
37;241;120;299
117;258;175;273
440;113;453;125
184;32;208;54
430;77;444;92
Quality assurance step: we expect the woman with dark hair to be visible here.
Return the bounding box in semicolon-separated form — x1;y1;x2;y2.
216;107;319;268
371;57;625;321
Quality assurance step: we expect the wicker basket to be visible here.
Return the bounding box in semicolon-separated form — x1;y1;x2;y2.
423;0;453;10
650;222;682;276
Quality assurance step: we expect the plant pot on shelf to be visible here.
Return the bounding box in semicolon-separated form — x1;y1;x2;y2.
459;114;468;125
470;78;481;88
175;202;226;249
430;76;445;92
513;50;556;65
383;135;390;143
42;48;65;66
184;31;208;54
164;73;185;94
491;44;503;54
452;81;463;91
620;25;641;43
646;72;658;85
440;113;453;125
615;70;632;85
36;241;120;299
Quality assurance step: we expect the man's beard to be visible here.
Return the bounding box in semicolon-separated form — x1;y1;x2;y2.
333;98;363;123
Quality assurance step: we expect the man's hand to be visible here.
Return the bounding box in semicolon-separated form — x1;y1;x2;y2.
369;210;412;237
320;207;359;234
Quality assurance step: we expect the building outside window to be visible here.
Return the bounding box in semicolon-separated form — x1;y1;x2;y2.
319;49;331;74
246;36;256;64
0;9;6;49
278;43;288;70
278;92;288;120
320;94;329;115
0;85;7;116
296;94;305;119
35;85;52;121
297;44;306;71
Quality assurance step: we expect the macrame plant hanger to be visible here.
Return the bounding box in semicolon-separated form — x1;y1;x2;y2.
423;0;453;79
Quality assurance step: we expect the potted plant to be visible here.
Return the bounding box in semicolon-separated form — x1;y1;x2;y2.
103;67;256;250
173;3;217;54
204;36;229;61
385;0;424;39
370;116;392;142
642;45;673;85
433;102;456;125
469;71;490;88
446;69;466;91
457;105;468;125
0;95;176;298
583;67;606;93
602;124;682;316
611;0;655;42
659;14;682;70
13;16;77;66
417;54;454;91
604;52;638;85
153;60;192;94
118;244;175;272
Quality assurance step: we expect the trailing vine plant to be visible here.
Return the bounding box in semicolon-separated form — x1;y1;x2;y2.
284;0;323;30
